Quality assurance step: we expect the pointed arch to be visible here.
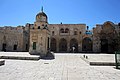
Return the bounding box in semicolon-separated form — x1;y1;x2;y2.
82;37;93;52
59;38;67;52
65;28;69;33
70;38;78;53
101;39;108;53
50;38;57;52
60;28;64;33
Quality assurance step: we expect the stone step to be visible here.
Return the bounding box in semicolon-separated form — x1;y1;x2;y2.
0;59;5;66
0;56;40;61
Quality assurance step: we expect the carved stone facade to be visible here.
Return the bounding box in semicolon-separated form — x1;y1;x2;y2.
93;21;120;53
0;8;120;54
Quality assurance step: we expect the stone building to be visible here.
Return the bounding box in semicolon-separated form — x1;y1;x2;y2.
0;25;29;52
93;21;120;53
29;8;50;57
49;24;86;53
0;8;120;56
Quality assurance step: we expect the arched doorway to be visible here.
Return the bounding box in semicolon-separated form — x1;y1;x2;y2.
2;36;7;51
59;38;67;52
50;38;56;52
82;37;93;52
101;39;108;53
70;38;78;53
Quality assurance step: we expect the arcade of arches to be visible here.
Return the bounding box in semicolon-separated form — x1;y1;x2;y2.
50;38;93;53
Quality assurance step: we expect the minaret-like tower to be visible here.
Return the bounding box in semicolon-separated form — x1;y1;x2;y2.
29;7;50;57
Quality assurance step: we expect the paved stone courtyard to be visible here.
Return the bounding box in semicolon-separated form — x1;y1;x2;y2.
0;52;120;80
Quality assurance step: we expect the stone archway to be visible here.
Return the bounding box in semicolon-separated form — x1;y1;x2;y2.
50;38;57;52
2;43;6;52
70;38;78;53
82;37;93;52
101;39;108;53
99;21;117;53
59;38;67;52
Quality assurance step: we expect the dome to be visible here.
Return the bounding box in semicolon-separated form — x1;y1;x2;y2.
36;12;47;18
85;31;92;35
36;7;48;22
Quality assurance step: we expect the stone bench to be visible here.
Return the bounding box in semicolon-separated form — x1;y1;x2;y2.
0;59;5;66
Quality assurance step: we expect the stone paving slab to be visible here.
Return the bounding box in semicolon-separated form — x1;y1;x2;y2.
0;53;120;80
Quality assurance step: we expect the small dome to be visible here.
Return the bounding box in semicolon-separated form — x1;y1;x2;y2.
36;12;47;18
36;7;48;22
85;31;92;35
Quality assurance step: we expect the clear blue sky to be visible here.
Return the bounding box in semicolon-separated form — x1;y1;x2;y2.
0;0;120;29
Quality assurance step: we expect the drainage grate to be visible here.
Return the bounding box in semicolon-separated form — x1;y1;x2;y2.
44;63;49;64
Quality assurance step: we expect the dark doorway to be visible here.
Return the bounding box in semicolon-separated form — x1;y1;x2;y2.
26;44;28;51
2;43;6;52
47;37;50;49
50;38;56;52
82;37;93;52
13;45;17;50
59;38;67;52
33;42;36;50
101;39;108;53
70;38;78;53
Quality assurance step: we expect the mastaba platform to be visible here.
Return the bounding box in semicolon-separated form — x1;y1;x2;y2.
0;52;40;60
80;54;116;66
0;59;5;66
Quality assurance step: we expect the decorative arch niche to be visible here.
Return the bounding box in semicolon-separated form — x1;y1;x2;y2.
82;37;93;52
70;38;78;53
59;38;67;52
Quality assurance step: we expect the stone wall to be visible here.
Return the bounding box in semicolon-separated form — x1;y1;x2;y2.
93;21;120;53
0;26;29;52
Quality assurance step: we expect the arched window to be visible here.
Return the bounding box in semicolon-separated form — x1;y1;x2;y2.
52;31;54;36
38;26;40;29
79;31;81;34
60;28;64;33
74;28;78;35
65;28;69;33
42;24;44;26
74;31;77;35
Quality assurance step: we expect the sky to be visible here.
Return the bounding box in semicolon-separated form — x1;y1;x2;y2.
0;0;120;29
